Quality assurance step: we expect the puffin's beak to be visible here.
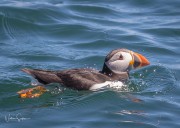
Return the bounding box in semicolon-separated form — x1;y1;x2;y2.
130;52;150;69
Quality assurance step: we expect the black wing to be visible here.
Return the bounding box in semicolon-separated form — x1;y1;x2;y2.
57;69;112;90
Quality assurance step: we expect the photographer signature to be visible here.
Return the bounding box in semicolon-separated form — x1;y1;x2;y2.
5;113;30;122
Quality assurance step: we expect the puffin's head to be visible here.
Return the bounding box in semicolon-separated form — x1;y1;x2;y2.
104;48;150;73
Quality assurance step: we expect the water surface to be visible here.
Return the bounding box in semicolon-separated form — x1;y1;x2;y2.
0;0;180;128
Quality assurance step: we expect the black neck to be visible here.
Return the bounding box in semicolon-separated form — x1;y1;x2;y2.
101;63;114;76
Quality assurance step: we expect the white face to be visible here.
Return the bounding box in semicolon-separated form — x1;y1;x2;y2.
105;51;133;73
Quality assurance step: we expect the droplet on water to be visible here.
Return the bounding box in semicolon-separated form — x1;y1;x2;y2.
142;81;145;85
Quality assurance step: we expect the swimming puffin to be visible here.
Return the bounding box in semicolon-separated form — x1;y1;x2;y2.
22;48;150;90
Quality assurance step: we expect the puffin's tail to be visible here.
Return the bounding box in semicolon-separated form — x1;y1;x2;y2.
22;68;62;85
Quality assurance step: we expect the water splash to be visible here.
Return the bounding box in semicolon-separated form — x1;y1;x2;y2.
129;64;177;96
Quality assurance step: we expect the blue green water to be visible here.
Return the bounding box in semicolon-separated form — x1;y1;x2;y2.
0;0;180;127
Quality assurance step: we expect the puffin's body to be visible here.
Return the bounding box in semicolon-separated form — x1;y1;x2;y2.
22;49;150;90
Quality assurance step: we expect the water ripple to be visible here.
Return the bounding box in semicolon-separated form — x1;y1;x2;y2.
0;0;180;127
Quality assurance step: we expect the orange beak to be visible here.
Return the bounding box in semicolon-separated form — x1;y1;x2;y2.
130;52;150;69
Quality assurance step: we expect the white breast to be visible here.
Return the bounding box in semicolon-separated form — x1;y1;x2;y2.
89;81;125;91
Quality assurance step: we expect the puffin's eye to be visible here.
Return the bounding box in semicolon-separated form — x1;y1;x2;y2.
119;54;123;60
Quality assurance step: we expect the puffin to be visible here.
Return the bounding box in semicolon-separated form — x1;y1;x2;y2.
22;48;150;91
